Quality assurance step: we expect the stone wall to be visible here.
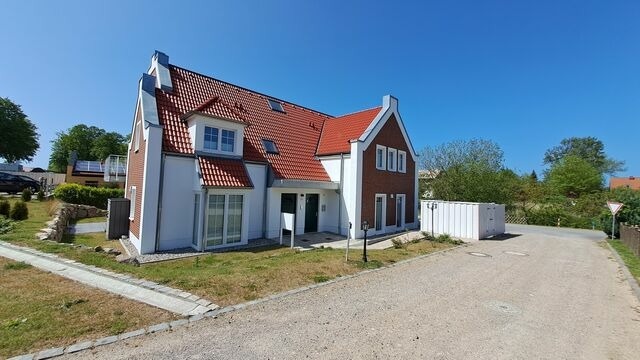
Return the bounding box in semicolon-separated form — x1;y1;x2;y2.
620;223;640;257
36;203;107;242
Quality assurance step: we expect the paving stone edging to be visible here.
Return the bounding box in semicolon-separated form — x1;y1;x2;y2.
8;243;465;360
0;241;219;312
605;241;640;302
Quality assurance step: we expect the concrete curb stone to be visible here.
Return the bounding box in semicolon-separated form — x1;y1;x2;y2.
148;322;170;333
34;347;64;359
65;341;93;354
118;328;146;340
94;335;118;347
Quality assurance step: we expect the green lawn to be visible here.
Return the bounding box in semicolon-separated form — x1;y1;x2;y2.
608;239;640;284
1;198;454;307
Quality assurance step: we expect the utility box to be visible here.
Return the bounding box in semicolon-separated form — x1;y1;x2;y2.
107;198;130;239
421;200;505;241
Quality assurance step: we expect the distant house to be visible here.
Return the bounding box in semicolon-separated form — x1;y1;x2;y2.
125;51;419;255
65;151;126;188
610;176;640;191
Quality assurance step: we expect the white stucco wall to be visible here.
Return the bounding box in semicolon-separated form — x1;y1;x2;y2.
246;163;266;239
320;155;354;237
158;156;197;251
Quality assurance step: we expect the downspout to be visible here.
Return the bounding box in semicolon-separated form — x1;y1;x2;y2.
154;153;166;252
338;153;344;235
262;165;269;238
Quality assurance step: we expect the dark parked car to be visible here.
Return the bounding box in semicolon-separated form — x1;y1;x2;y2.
0;172;40;194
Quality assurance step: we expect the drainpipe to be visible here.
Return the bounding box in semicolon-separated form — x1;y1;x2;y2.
154;153;166;252
338;153;344;235
262;165;268;238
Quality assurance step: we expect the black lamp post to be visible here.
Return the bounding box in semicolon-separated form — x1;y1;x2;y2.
427;202;438;237
361;220;369;263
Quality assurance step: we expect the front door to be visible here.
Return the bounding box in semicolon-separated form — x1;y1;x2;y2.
281;193;297;235
375;195;384;231
304;194;319;233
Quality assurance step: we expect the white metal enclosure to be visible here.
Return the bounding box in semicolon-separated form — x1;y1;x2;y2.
420;200;505;241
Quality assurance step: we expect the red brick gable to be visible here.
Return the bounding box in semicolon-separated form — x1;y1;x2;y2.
316;107;382;156
155;66;333;182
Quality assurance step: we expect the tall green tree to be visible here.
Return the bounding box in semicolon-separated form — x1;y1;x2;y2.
0;97;39;163
545;155;602;198
49;125;127;172
419;139;516;205
543;136;624;176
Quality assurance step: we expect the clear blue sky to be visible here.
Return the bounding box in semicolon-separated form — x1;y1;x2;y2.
1;0;638;179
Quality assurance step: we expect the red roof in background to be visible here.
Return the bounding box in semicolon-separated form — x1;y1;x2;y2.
610;177;640;190
198;157;253;188
155;65;336;181
316;107;382;156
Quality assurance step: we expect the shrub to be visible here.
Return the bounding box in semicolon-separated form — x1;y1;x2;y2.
53;183;124;209
10;201;29;220
0;216;14;234
37;190;45;201
0;200;9;217
391;238;407;249
21;188;32;202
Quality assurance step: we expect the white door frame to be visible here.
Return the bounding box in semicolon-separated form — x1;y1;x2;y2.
374;193;386;234
396;193;405;229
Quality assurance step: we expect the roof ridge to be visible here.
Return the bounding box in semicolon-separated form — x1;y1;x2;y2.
330;106;382;120
170;64;334;119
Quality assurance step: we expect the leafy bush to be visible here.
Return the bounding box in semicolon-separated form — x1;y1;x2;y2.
0;200;9;217
37;189;45;201
391;238;407;249
10;201;29;220
0;216;14;234
53;183;124;209
21;188;32;202
601;188;640;238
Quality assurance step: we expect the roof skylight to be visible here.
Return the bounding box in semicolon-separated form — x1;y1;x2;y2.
262;139;279;154
267;98;285;113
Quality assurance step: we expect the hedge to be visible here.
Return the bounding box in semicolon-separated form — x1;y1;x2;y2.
53;183;124;209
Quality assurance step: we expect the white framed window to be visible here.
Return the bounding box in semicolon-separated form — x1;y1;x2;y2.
204;126;235;153
134;118;141;152
129;186;137;220
205;193;244;248
387;148;397;172
398;150;406;173
376;145;387;170
374;194;386;232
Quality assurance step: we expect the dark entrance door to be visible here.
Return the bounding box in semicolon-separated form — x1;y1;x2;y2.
281;193;297;235
304;194;319;233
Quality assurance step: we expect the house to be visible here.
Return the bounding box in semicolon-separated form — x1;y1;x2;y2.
125;51;418;254
66;151;126;188
610;176;640;191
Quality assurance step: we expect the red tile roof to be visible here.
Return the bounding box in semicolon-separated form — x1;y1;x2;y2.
198;156;253;188
183;96;246;124
316;107;382;156
155;65;337;181
610;177;640;190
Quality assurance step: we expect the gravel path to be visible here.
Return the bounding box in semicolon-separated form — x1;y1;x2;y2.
63;225;640;359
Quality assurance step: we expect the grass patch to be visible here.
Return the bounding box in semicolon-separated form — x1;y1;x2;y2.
0;257;177;359
608;239;640;284
3;261;32;270
0;198;454;308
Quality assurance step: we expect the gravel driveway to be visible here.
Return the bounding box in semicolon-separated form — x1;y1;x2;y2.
65;225;640;359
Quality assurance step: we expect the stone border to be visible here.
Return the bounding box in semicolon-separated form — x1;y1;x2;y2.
8;242;464;360
0;240;219;312
35;203;107;243
605;241;640;302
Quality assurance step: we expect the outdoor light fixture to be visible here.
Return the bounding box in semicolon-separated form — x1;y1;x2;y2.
361;220;369;263
427;202;438;237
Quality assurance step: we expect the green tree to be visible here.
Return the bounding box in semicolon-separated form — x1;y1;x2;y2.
543;136;624;176
419;139;516;205
545;155;602;198
0;97;39;162
49;125;127;172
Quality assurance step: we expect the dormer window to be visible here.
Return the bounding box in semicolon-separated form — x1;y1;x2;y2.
204;126;235;153
204;127;219;150
262;139;279;154
267;98;285;113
